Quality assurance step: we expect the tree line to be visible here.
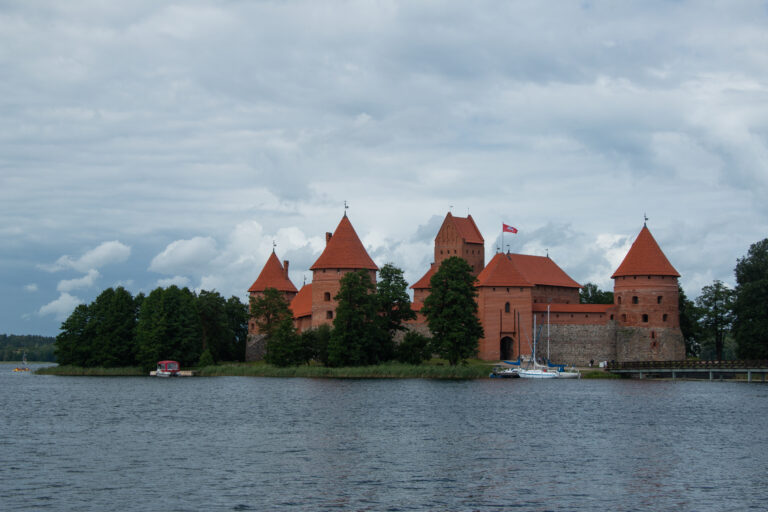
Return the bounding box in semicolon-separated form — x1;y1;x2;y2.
253;259;483;367
0;334;56;362
55;286;248;369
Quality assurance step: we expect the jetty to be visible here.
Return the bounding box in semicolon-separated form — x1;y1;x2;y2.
606;360;768;382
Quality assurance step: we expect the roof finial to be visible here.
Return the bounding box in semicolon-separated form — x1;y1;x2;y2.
506;244;510;254
303;274;306;286
496;246;501;253
644;212;648;227
449;205;454;213
546;248;549;258
272;240;276;253
344;200;349;217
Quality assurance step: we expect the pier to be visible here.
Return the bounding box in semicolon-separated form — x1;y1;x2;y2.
606;360;768;382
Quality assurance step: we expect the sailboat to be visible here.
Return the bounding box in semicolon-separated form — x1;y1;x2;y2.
518;316;557;379
13;352;30;372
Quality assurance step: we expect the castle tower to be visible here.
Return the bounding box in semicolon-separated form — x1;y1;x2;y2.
611;225;685;361
309;214;378;327
475;253;534;360
434;212;485;275
247;251;298;336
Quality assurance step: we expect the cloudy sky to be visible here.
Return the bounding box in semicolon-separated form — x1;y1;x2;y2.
2;1;767;336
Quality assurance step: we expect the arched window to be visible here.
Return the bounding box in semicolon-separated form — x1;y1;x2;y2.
642;314;648;323
326;311;333;319
324;292;331;301
505;302;510;313
632;296;639;304
657;296;663;304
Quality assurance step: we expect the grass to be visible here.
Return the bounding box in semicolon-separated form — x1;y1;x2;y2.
580;370;622;379
197;359;493;379
36;365;145;376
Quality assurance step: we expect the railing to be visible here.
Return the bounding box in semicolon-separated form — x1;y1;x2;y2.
607;360;768;371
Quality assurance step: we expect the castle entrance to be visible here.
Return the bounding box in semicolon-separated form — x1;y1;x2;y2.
500;336;514;360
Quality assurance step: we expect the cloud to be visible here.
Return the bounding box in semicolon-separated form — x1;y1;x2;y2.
149;237;218;275
41;241;131;273
24;283;38;292
57;269;100;293
38;293;83;321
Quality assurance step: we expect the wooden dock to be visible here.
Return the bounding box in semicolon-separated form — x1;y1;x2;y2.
606;360;768;382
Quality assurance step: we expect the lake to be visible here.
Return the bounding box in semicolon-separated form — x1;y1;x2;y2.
2;364;767;511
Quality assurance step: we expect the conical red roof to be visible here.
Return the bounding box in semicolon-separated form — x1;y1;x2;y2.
611;226;679;278
248;252;298;293
290;283;313;318
410;263;436;290
477;253;533;287
310;215;378;271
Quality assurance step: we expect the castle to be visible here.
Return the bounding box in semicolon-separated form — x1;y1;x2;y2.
246;212;685;364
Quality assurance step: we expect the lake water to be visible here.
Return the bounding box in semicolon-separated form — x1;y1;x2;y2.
2;365;767;511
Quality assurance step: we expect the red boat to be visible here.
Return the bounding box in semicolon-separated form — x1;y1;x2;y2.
154;360;180;377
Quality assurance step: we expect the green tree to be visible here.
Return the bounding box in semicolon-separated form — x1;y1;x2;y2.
328;270;386;366
696;280;735;361
250;288;293;338
579;282;614;304
89;287;138;367
195;290;230;364
55;303;92;366
303;324;332;365
136;286;202;369
377;263;417;340
224;296;249;361
421;256;483;365
678;287;703;358
733;238;768;359
395;330;432;365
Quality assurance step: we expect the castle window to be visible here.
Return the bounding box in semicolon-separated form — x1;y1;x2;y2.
633;276;637;280
570;314;574;318
618;296;622;305
632;296;638;304
642;314;648;323
657;296;663;304
651;331;656;339
610;314;614;320
621;314;627;322
506;288;509;293
505;302;510;313
326;311;333;319
663;314;668;321
440;250;443;254
324;292;331;301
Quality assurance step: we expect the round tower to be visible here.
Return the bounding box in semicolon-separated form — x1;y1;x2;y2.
611;225;684;361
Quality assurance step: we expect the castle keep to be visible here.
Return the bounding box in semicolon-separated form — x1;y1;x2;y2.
247;212;685;364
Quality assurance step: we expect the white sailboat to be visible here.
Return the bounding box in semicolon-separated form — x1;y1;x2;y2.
518;315;557;379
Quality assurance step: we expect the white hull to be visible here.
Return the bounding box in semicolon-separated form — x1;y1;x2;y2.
518;369;558;379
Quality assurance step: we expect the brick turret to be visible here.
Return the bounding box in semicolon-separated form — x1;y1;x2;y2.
247;251;298;335
611;225;685;360
309;214;378;327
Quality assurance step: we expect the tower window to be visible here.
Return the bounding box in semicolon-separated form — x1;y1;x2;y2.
663;314;668;321
324;292;331;301
505;302;510;313
632;296;638;304
642;314;648;323
326;311;333;319
657;296;663;304
618;296;622;305
610;314;614;320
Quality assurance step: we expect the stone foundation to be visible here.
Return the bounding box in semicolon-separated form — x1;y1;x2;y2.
245;333;267;362
544;323;617;366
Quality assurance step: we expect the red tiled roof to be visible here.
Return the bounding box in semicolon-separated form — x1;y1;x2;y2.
532;303;613;313
310;215;378;271
611;226;680;278
410;263;436;290
445;213;484;244
476;253;533;287
290;283;313;318
505;253;581;288
248;252;298;293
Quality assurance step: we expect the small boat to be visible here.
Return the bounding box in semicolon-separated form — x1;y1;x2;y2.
518;367;558;379
153;360;181;377
490;366;520;378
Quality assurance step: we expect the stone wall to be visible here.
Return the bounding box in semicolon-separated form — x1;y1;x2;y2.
544;322;617;366
245;333;267;362
615;326;685;362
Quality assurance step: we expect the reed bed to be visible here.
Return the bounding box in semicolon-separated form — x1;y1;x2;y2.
197;361;492;379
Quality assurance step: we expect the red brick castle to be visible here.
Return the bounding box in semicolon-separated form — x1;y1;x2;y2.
246;212;685;364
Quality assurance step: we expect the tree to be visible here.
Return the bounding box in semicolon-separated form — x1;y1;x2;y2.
678;287;703;358
327;270;386;366
395;330;432;365
55;303;93;366
195;290;231;364
89;287;139;367
733;238;768;359
579;283;614;304
303;324;332;365
250;288;293;339
421;256;483;365
136;286;201;369
696;280;734;361
377;263;417;339
224;296;249;361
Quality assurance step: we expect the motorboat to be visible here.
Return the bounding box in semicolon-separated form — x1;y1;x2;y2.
153;360;180;377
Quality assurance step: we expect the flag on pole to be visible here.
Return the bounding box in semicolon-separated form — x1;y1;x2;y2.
503;223;518;234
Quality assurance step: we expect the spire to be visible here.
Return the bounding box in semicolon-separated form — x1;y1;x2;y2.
611;225;679;278
248;252;298;293
310;215;378;271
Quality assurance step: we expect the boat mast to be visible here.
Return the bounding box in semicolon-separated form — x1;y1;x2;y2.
547;305;550;362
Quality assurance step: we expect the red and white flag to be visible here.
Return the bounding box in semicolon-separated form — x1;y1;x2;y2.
503;223;518;234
